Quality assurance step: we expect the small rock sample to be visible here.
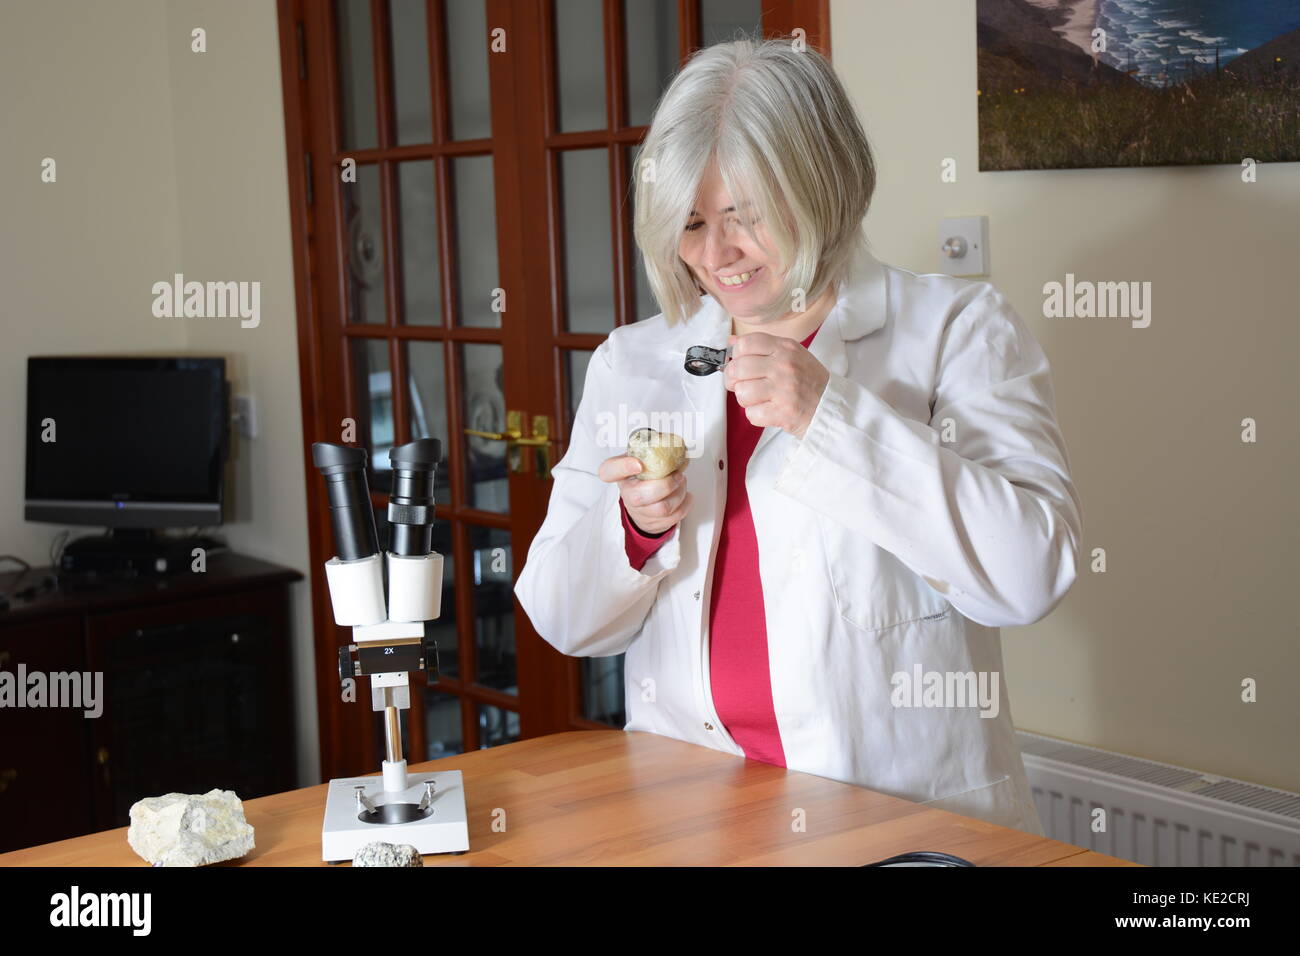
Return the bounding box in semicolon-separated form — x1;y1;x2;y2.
353;841;425;867
627;428;686;480
127;789;255;867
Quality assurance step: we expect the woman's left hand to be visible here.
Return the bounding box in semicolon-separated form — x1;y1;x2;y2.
724;331;830;439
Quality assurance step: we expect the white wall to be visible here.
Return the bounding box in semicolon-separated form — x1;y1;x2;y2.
0;1;187;457
162;0;318;787
833;0;1300;792
0;0;319;787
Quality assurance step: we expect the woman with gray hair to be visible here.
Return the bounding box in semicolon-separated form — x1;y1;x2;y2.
515;37;1082;837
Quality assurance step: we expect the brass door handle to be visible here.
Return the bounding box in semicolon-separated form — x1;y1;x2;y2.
463;412;559;477
463;427;522;441
517;415;559;479
514;414;554;447
463;410;524;443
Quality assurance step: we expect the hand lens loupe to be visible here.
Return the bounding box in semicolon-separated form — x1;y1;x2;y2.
684;345;732;376
864;851;975;867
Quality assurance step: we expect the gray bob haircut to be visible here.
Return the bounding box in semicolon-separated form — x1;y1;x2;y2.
632;35;876;327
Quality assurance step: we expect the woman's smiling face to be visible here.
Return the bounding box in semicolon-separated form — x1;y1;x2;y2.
677;161;781;319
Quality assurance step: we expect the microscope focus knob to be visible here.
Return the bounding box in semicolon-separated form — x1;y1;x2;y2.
338;645;355;683
421;631;440;681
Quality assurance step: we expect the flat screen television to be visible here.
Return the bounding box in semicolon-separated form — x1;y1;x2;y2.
25;357;228;530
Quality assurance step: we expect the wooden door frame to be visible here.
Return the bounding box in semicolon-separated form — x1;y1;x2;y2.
276;0;831;780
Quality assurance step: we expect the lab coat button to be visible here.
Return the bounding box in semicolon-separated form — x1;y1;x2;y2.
693;590;700;600
704;722;714;731
718;459;724;470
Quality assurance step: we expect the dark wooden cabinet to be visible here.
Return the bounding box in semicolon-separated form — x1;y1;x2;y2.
0;614;93;849
0;553;302;852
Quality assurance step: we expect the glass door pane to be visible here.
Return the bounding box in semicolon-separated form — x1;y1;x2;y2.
446;0;492;140
459;343;508;512
560;149;615;333
623;0;678;126
397;161;442;326
343;164;386;325
581;657;625;726
336;0;378;149
626;143;657;323
452;155;500;328
554;0;606;132
563;349;593;434
405;340;452;504
700;0;761;47
350;338;394;491
476;702;520;748
425;689;464;758
469;524;515;693
389;0;434;144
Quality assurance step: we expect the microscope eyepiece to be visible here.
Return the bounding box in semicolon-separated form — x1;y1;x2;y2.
312;442;380;562
312;442;368;474
390;438;441;470
387;439;441;557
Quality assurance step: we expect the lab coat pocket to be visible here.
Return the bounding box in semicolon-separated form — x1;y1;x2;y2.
819;515;950;633
921;774;1025;831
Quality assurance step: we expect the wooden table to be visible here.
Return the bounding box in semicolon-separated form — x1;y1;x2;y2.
0;730;1137;866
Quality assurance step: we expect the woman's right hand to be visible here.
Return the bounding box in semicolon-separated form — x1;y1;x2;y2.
598;455;693;535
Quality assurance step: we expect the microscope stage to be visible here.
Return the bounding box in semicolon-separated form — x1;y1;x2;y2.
322;768;469;863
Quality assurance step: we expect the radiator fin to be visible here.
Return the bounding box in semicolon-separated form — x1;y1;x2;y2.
1016;731;1300;866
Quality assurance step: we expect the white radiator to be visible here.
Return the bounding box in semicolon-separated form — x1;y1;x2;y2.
1016;730;1300;866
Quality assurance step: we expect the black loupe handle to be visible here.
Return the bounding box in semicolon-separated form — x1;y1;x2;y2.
684;344;731;376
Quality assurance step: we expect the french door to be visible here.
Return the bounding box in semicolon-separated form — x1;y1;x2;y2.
278;0;830;779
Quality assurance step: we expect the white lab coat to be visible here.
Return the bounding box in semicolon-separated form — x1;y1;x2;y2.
514;241;1082;835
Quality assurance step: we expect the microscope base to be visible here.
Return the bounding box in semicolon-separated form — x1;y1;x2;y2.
321;768;469;863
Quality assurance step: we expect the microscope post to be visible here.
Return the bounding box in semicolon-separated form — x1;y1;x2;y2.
382;692;406;792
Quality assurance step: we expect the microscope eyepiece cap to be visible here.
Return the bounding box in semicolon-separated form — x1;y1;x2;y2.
390;438;441;470
312;442;369;474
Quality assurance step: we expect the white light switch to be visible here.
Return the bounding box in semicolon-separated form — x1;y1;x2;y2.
233;395;258;439
938;216;988;277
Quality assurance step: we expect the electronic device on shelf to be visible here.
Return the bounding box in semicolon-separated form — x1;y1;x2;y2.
24;356;230;577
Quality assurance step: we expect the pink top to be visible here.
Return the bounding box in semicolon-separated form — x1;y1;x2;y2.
620;498;673;569
622;324;823;767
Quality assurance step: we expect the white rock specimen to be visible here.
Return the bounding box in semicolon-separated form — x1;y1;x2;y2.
352;841;424;867
127;789;255;867
627;428;686;480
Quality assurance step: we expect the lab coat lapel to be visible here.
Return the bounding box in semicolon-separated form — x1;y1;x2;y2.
750;242;889;460
679;295;730;464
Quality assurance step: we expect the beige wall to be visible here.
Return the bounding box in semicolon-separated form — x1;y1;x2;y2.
162;0;318;787
833;0;1300;792
0;0;319;786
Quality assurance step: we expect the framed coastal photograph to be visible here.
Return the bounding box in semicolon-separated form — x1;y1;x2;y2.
977;0;1300;170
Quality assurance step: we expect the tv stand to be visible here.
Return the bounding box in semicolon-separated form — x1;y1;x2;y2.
0;552;301;852
62;530;230;578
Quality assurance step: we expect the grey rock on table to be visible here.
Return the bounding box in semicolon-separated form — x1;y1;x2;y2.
352;841;424;867
126;789;255;867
